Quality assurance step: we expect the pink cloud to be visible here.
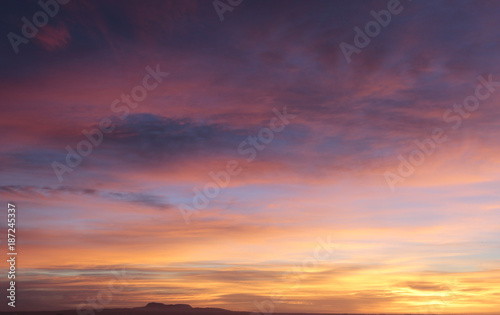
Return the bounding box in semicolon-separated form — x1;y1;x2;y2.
35;23;71;51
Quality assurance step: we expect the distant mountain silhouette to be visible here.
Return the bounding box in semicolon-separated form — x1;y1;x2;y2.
0;303;384;315
0;303;249;315
142;303;193;309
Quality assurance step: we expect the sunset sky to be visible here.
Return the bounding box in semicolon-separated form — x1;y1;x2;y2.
1;0;500;313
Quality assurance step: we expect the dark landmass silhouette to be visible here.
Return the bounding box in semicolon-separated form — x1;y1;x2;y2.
0;303;471;315
0;303;247;315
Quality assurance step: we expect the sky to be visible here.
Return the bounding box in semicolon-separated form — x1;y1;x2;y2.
1;0;500;313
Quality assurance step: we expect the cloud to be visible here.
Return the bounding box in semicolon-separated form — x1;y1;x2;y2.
403;281;451;291
0;185;171;210
103;113;246;162
35;23;71;51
